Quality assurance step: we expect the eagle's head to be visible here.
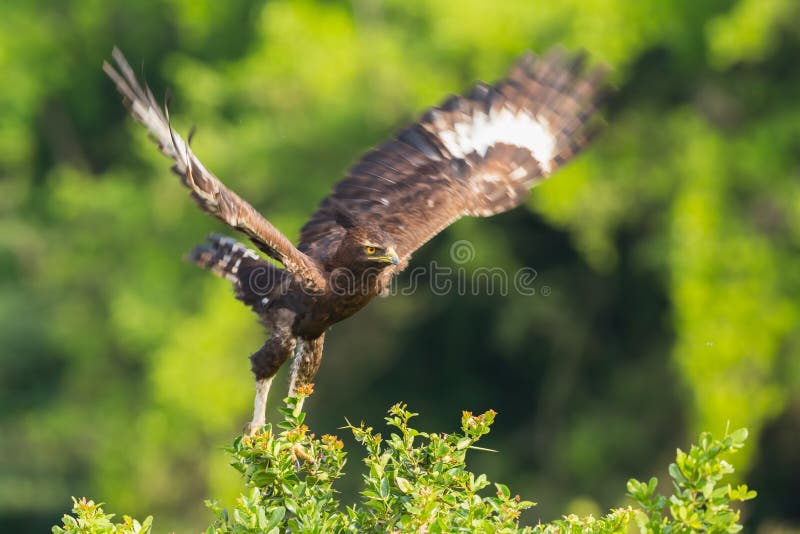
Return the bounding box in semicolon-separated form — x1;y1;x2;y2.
334;225;399;270
326;204;399;272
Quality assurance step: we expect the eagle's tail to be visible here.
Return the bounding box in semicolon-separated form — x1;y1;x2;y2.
188;234;285;310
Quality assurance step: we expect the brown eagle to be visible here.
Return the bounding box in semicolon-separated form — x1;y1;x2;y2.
104;48;607;434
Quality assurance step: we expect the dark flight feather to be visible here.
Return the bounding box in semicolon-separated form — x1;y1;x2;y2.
103;48;326;290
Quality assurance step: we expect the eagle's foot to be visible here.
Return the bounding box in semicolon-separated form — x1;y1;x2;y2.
244;418;265;437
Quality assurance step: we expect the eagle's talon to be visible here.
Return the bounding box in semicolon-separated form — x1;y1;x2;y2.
244;415;266;437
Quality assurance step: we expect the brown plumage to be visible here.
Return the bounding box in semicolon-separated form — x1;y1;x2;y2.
104;47;609;434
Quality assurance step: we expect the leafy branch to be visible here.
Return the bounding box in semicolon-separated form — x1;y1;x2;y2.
53;390;755;533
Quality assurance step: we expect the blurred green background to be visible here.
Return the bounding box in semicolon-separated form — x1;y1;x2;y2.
2;0;800;532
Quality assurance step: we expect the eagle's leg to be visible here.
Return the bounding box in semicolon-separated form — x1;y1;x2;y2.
248;375;273;436
245;309;296;436
287;334;325;413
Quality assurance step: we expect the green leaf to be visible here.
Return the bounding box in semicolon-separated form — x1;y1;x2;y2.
495;483;511;499
266;507;286;530
730;428;748;444
395;476;412;494
257;507;268;529
379;477;390;498
456;438;472;450
668;463;687;484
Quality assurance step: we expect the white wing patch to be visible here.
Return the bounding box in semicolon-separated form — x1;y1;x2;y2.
509;166;528;180
438;108;556;173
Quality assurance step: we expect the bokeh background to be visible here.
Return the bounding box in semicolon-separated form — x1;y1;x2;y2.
2;0;800;532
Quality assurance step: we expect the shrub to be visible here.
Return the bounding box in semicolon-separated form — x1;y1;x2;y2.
53;390;755;533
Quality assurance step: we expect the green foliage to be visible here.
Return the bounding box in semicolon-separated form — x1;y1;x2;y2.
347;404;534;532
206;392;533;532
627;427;756;533
53;498;152;534
54;393;755;533
209;390;347;532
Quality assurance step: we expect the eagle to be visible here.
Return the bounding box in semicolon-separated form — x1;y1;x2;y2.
104;47;608;434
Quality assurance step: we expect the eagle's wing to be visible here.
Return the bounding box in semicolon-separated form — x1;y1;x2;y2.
298;49;608;268
103;48;326;289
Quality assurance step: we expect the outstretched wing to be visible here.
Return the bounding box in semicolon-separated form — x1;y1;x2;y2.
103;48;325;289
298;49;608;267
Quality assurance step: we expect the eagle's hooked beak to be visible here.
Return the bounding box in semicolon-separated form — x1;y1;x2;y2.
376;247;399;266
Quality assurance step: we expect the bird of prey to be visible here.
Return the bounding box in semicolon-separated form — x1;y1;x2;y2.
104;47;607;434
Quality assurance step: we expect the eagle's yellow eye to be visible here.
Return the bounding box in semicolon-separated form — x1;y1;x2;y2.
365;246;377;255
